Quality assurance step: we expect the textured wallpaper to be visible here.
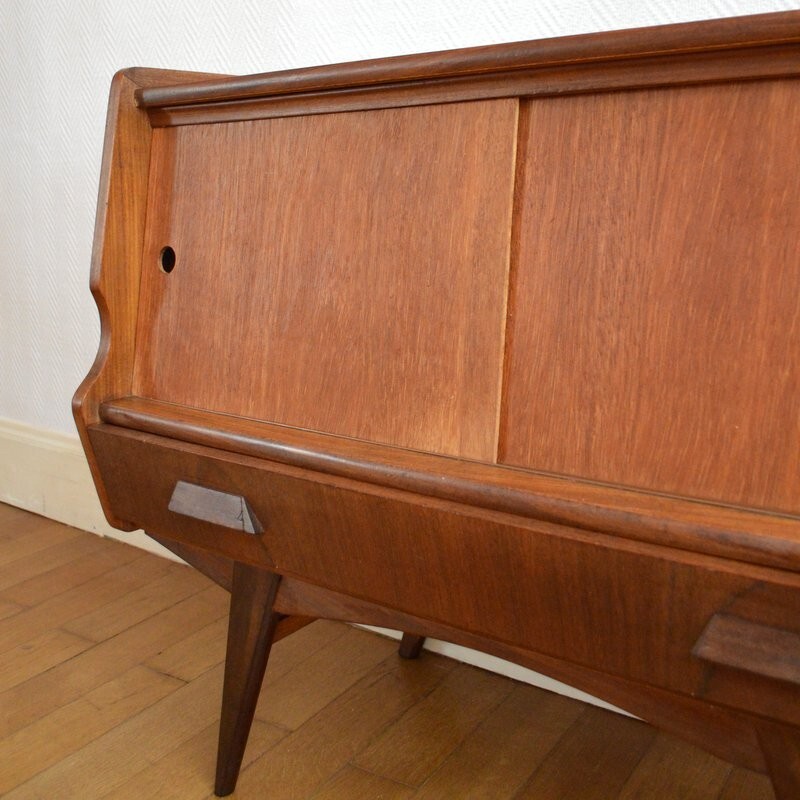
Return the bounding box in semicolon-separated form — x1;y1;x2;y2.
0;0;792;435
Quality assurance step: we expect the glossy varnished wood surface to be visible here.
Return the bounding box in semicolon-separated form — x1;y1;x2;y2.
132;100;517;461
87;425;800;708
71;67;226;530
100;397;800;573
136;12;800;127
502;79;800;515
69;70;158;530
0;505;776;799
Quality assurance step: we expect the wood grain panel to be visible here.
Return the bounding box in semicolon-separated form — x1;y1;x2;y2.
502;79;800;514
87;424;800;712
100;396;800;573
132;100;517;460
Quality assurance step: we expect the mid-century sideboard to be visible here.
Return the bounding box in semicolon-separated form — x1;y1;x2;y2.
74;10;800;797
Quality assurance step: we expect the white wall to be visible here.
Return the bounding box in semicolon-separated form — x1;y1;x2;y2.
0;0;792;705
0;0;794;437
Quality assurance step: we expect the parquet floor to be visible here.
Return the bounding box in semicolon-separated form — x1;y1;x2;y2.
0;502;775;799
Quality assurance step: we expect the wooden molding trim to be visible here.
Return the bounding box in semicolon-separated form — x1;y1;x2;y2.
134;12;800;126
99;397;800;573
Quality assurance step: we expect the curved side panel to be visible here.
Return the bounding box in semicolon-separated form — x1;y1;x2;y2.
72;67;226;529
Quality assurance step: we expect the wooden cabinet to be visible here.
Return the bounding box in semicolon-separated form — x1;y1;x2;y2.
75;11;800;797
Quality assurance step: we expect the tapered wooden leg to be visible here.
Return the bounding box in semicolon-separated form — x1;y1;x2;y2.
757;721;800;800
215;563;281;797
399;632;426;659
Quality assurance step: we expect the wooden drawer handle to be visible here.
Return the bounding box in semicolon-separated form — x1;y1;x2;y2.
693;613;800;686
168;480;263;535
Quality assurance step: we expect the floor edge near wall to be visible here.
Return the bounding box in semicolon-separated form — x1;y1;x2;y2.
0;415;177;561
0;413;622;715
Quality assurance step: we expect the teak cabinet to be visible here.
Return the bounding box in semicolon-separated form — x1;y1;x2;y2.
75;11;800;797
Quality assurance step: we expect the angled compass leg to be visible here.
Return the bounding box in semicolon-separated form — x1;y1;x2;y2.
757;721;800;800
399;633;426;659
215;562;281;797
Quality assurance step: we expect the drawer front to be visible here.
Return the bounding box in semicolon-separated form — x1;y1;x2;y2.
90;424;800;709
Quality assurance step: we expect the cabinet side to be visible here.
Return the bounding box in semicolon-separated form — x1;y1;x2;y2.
72;68;225;529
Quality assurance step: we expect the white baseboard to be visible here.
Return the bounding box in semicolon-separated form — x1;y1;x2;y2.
0;415;623;714
0;416;178;561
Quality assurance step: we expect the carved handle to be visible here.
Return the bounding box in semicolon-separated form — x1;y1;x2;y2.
693;613;800;686
168;480;263;535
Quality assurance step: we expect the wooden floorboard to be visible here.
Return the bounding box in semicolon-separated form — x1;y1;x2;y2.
513;705;657;800
0;503;775;799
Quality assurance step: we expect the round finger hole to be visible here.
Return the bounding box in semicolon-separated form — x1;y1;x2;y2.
160;246;176;273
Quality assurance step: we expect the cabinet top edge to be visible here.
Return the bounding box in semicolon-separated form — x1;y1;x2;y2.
136;10;800;110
